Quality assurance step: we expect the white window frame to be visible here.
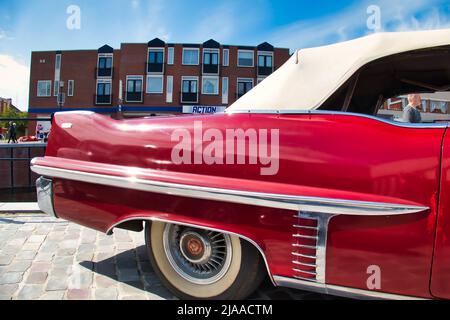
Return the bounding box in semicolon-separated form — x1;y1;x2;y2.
202;76;219;95
181;76;199;103
37;80;52;97
55;54;62;70
166;76;173;103
257;77;266;85
95;79;112;104
126;75;144;103
146;75;164;94
182;48;200;65
53;80;60;97
237;49;255;67
202;48;220;75
147;48;165;74
97;53;114;78
222;77;229;104
167;47;174;65
223;49;229;67
257;50;274;77
54;53;62;96
237;78;254;97
68;80;74;97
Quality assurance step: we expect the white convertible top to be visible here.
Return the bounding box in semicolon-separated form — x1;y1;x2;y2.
227;29;450;112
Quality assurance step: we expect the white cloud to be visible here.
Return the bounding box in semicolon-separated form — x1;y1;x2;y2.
391;7;450;31
131;0;140;9
267;0;448;50
0;55;30;112
190;3;237;43
131;0;171;41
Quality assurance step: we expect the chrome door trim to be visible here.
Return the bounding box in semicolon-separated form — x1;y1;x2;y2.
273;276;427;300
30;163;429;216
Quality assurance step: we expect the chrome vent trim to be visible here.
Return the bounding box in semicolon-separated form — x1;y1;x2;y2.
292;212;335;284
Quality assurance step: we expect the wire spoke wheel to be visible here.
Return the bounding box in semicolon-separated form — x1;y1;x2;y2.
146;221;266;299
163;224;233;285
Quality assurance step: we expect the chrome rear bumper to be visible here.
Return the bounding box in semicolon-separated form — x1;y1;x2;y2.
36;177;57;218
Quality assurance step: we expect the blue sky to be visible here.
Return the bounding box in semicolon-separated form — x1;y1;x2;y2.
1;0;450;110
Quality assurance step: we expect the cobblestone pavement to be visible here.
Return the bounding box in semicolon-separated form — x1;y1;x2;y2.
0;214;333;300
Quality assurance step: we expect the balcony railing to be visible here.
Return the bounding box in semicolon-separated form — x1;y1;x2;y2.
181;92;199;104
203;64;219;75
236;92;251;99
147;62;164;74
257;66;273;76
96;67;114;78
126;92;143;103
94;94;113;105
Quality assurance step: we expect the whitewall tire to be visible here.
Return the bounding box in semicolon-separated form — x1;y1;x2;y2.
145;221;266;300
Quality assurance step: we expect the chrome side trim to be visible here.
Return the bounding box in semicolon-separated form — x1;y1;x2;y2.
36;177;57;218
226;109;449;129
30;164;429;216
273;276;427;300
105;216;275;285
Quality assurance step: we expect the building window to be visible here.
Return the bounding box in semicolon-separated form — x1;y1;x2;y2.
181;76;198;103
97;55;113;77
96;80;112;104
53;80;60;97
182;48;199;65
202;76;219;95
167;47;174;65
258;52;273;76
68;80;74;97
203;49;219;74
237;50;254;67
146;75;164;94
222;77;229;104
148;48;164;73
55;54;61;70
430;101;448;114
223;49;229;67
54;54;62;96
37;80;52;97
237;78;253;98
257;77;266;85
166;76;173;103
126;76;143;102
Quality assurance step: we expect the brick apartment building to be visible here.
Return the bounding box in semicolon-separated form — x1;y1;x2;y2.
28;38;290;123
0;97;19;114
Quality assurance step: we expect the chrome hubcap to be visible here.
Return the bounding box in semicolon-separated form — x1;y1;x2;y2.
163;224;233;285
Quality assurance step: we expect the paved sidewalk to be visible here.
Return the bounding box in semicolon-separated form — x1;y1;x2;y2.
0;203;41;213
0;214;330;300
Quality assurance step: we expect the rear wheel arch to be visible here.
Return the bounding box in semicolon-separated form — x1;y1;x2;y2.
107;217;273;294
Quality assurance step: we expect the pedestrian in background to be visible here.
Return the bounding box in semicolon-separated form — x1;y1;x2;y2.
402;94;422;123
7;122;17;144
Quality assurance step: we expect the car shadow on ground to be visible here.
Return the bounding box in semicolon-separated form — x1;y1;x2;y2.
80;245;340;300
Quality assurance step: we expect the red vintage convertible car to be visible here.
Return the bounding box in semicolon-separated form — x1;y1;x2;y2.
31;29;450;299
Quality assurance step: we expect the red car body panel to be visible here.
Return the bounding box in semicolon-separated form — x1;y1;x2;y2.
431;130;450;299
35;112;449;298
